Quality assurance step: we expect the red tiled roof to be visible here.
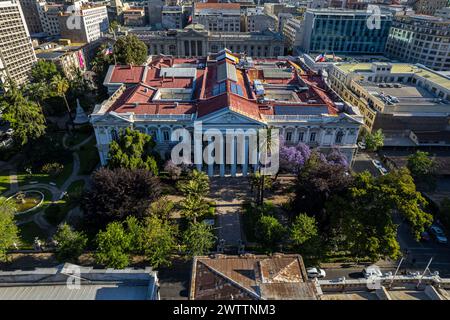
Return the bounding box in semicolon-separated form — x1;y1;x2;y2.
103;55;341;119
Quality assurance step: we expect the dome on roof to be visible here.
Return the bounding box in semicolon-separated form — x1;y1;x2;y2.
184;23;205;31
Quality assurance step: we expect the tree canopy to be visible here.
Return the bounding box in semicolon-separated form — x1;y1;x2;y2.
53;223;88;262
82;167;161;230
364;129;384;152
326;168;432;260
255;215;286;249
108;128;159;175
31;60;60;83
0;81;46;146
113;35;148;66
407;151;436;189
95;221;131;269
183;222;216;257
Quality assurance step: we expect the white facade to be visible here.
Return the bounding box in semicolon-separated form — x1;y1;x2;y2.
0;0;37;86
193;5;241;32
36;0;62;36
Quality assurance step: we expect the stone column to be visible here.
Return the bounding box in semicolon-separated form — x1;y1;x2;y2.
231;137;237;177
220;138;225;177
242;137;249;176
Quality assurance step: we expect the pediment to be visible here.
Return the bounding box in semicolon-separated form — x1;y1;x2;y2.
198;108;265;126
90;112;133;125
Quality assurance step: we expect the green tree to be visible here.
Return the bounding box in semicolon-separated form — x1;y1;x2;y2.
91;43;114;92
107;128;158;175
51;74;74;124
0;81;46;146
95;221;131;268
53;223;88;262
113;34;148;65
179;195;210;223
0;197;19;262
183;222;216;257
327;168;432;261
364;129;384;152
290;214;318;246
407;151;436;189
141;215;177;268
31;60;60;83
147;197;174;220
177;170;210;197
255;215;286;249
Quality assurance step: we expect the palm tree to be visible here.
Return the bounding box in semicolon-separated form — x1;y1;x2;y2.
257;126;275;205
51;74;74;125
179;195;209;223
177;169;210;197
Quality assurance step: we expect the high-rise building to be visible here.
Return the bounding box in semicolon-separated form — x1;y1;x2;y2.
18;0;43;34
161;5;185;30
0;0;37;86
385;14;450;71
300;8;393;54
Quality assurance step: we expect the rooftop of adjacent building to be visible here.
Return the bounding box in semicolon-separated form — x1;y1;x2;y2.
95;49;356;121
189;254;319;300
0;263;158;300
335;63;450;89
194;2;241;11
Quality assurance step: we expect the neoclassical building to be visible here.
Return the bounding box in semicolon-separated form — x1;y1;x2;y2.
128;24;285;58
90;49;363;176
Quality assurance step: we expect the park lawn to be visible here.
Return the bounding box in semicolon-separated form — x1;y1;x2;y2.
16;160;74;188
77;139;100;175
44;180;85;226
18;221;48;248
0;170;10;195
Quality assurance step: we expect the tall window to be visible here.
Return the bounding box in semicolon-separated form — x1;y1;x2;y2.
335;131;344;144
163;131;170;141
286;131;293;142
310;132;316;142
298;132;304;142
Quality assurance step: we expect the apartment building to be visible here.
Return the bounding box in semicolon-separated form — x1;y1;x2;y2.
385;14;450;71
18;0;43;34
59;3;109;43
301;8;393;54
0;0;37;86
193;3;242;33
161;5;184;30
328;62;450;147
283;17;303;52
36;0;63;37
246;7;277;32
147;0;164;27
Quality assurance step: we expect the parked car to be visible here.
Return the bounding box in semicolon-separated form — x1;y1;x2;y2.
420;231;431;242
358;141;366;150
430;225;448;244
379;167;388;175
372;160;382;168
307;267;326;279
362;265;382;278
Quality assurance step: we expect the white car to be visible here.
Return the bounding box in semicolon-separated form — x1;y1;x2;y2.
379;167;388;175
363;265;382;278
372;160;382;168
358;141;366;150
430;226;448;244
307;267;326;279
